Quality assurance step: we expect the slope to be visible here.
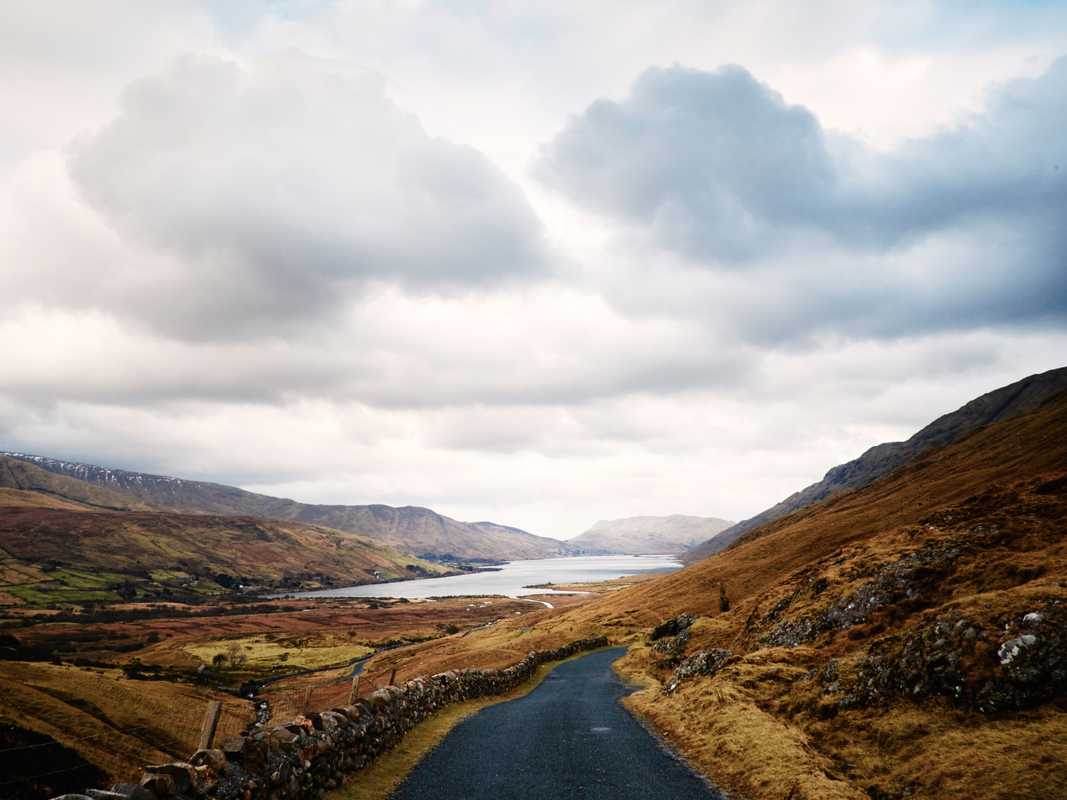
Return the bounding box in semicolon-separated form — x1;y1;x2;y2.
686;365;1067;560
570;514;733;555
0;506;448;606
0;453;567;561
364;383;1067;800
0;455;153;512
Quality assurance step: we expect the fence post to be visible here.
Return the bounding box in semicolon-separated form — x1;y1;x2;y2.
198;700;222;750
388;667;397;687
303;686;312;713
349;674;361;704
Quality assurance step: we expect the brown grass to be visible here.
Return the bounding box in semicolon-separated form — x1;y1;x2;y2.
360;394;1067;800
0;593;602;784
0;488;94;512
0;661;251;781
0;506;449;606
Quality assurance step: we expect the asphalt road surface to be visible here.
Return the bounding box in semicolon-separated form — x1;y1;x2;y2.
390;646;722;800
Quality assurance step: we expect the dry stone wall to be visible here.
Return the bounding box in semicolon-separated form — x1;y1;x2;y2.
51;636;608;800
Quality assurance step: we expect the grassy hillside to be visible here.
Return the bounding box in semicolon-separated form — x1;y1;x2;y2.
0;506;449;607
362;388;1067;800
687;365;1067;560
0;661;251;783
0;453;568;561
0;456;153;512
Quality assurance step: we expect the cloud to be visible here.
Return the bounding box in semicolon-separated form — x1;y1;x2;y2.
537;59;1067;339
3;1;1067;537
0;287;750;410
57;53;547;340
539;59;1067;256
536;64;837;261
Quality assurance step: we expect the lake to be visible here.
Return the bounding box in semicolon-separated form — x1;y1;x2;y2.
290;555;682;600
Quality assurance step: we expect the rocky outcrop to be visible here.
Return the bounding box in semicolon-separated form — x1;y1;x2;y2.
761;541;963;648
648;612;695;642
50;636;608;800
841;601;1067;713
664;649;736;694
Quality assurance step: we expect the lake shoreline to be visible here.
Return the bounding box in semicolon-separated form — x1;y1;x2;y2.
288;555;684;601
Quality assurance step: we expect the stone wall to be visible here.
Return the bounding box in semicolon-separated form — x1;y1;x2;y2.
51;636;609;800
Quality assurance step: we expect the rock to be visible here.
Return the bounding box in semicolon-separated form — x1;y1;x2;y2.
1023;612;1044;627
818;659;840;692
999;635;1038;665
763;542;963;647
144;763;197;794
189;748;227;772
664;649;735;693
843;602;1067;713
651;629;689;661
648;613;695;642
105;783;155;800
138;773;174;798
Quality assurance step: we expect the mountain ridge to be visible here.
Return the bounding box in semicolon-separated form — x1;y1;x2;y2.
569;514;733;555
0;452;571;562
685;365;1067;561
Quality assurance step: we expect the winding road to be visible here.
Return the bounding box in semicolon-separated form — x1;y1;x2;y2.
390;646;722;799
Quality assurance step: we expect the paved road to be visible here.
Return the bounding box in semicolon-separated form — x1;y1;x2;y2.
390;647;722;800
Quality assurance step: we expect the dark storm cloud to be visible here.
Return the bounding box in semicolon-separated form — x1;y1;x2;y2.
536;60;1067;330
65;54;549;340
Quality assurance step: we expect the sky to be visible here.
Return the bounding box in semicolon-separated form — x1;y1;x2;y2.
2;1;1066;539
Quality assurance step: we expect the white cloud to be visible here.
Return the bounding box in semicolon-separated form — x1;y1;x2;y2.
1;1;1065;536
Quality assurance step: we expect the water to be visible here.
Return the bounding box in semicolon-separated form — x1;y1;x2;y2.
289;555;682;600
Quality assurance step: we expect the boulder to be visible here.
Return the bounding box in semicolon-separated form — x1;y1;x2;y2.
648;613;695;642
188;748;227;772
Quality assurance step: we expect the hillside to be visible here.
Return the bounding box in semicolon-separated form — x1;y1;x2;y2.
0;504;449;606
569;514;733;555
0;452;569;562
0;455;153;512
685;365;1067;561
364;379;1067;800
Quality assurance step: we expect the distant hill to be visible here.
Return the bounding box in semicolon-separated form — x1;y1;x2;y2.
0;455;153;512
0;452;570;562
685;365;1067;562
569;514;733;555
0;503;448;605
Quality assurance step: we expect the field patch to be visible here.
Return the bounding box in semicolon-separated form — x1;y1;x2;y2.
183;634;373;672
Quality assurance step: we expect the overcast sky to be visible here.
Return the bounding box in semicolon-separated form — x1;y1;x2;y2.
2;1;1066;538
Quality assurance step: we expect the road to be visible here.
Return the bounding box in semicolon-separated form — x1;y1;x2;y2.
389;646;722;800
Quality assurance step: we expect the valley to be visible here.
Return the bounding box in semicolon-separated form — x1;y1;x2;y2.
2;368;1066;800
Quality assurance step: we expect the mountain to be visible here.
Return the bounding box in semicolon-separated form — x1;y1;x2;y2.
389;374;1067;800
0;455;153;512
569;515;734;555
0;502;449;605
685;365;1067;561
0;452;569;562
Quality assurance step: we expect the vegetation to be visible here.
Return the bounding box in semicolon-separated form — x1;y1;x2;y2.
360;391;1067;800
183;635;373;674
0;503;449;609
